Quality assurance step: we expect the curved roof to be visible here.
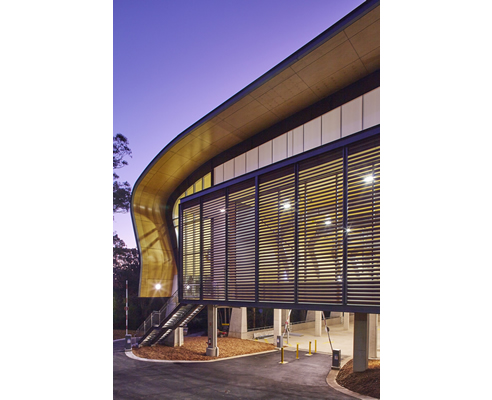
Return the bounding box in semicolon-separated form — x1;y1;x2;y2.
131;0;380;297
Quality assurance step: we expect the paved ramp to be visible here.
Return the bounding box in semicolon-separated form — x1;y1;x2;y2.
113;340;361;399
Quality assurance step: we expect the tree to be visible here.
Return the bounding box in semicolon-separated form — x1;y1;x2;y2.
113;133;132;214
113;233;140;293
113;181;132;214
113;233;142;329
113;133;138;328
113;133;132;179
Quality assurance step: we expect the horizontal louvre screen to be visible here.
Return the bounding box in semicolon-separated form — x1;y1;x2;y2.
298;150;344;305
227;179;256;301
182;204;200;300
258;166;296;303
346;138;380;306
179;133;380;311
202;194;226;301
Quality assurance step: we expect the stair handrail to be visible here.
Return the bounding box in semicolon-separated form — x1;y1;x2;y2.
158;290;179;321
134;289;179;339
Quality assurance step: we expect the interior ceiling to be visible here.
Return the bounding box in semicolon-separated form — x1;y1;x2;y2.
132;2;380;297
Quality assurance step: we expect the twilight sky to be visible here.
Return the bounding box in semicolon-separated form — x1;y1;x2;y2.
3;2;490;394
113;0;365;247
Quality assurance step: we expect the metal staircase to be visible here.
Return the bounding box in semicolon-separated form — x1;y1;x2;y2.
135;290;204;347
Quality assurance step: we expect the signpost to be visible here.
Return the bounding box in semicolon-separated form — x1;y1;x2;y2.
124;280;132;351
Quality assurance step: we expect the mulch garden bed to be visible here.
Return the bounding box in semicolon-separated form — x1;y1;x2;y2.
132;336;275;361
336;358;380;399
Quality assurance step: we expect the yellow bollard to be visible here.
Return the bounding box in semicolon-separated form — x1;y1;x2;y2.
279;347;288;364
296;344;299;359
306;341;313;356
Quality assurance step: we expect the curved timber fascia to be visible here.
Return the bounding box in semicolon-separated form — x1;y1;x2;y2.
131;0;380;297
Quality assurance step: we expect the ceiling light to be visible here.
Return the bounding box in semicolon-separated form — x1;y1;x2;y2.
364;175;374;183
282;202;291;210
155;283;162;290
324;218;332;225
219;208;226;213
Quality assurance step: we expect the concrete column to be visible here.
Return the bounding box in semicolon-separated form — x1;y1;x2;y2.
353;313;369;372
368;314;378;358
343;312;350;330
163;327;184;347
273;309;282;342
162;276;182;347
206;305;219;357
229;307;248;339
314;311;322;337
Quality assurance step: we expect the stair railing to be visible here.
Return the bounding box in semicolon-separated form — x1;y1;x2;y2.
134;290;179;339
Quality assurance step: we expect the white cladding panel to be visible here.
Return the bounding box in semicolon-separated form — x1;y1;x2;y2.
293;126;304;155
211;88;378;187
246;147;259;173
303;116;321;151
214;164;224;185
273;133;287;163
322;107;341;144
258;141;272;168
341;96;362;137
234;153;246;177
363;87;380;129
224;159;235;181
287;130;294;157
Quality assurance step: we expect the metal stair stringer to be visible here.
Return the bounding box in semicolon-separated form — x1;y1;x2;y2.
137;303;185;347
147;303;204;346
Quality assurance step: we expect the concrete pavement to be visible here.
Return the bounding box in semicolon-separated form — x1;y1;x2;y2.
262;322;380;360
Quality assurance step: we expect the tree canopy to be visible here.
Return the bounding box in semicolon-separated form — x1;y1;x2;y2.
113;133;132;214
113;133;132;179
113;233;140;292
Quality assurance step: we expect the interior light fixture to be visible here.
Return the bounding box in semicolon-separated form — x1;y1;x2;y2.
364;175;374;183
219;208;226;213
346;228;351;233
324;217;332;226
282;202;291;210
155;283;162;290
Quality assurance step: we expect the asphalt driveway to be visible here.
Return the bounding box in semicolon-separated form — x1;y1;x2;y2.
113;340;359;399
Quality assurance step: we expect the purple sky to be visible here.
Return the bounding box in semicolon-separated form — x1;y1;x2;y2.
113;0;365;248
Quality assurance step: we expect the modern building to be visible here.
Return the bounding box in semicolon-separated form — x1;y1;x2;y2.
131;0;380;371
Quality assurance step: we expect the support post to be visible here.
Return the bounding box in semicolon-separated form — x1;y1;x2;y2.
206;305;219;357
353;312;369;372
344;312;350;330
163;327;184;347
314;311;322;337
273;309;282;342
228;307;248;339
369;313;379;358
